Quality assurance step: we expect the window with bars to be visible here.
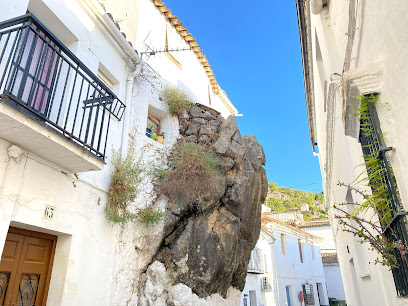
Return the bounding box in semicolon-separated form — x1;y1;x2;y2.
359;94;408;296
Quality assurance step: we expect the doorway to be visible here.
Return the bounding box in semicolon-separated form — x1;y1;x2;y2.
249;290;257;306
316;283;325;305
285;286;292;306
0;227;56;305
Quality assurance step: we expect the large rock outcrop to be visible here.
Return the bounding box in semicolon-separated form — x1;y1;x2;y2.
138;104;268;304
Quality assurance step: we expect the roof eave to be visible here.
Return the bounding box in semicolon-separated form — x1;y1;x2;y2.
295;0;316;151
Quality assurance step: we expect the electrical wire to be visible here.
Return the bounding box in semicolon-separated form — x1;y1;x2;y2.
288;181;322;189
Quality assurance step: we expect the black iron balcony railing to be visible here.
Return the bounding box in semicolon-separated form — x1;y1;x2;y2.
0;14;125;160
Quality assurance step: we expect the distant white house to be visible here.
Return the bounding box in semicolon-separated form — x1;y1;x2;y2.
241;227;278;306
242;212;329;306
321;253;346;303
299;220;346;302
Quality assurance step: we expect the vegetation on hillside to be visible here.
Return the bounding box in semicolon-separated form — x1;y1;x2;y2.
265;182;328;220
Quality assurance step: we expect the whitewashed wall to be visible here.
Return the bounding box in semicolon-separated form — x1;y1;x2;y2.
241;231;277;306
307;0;408;305
271;225;328;306
104;0;235;119
324;265;346;301
0;0;129;304
301;225;345;302
301;225;336;253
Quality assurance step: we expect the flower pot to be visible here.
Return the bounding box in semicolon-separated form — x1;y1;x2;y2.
146;128;152;137
156;135;164;143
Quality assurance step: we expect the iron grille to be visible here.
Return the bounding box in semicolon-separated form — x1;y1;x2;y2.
18;273;40;306
302;283;314;305
0;14;126;160
359;95;408;296
0;272;10;306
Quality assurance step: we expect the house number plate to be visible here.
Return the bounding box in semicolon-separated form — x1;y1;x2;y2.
44;205;55;219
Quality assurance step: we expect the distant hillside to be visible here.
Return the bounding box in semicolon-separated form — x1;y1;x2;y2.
265;182;328;220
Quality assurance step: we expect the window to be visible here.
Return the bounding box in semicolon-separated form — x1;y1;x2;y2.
359;94;408;296
281;234;285;255
248;247;264;273
97;70;114;91
97;62;118;92
298;239;303;263
146;114;164;143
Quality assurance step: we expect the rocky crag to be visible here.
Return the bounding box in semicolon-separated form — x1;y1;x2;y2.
138;104;268;305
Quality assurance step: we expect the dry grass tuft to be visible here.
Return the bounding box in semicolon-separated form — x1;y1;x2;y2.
162;87;193;116
159;143;223;204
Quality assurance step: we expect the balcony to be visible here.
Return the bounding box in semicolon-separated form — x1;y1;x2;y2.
248;247;265;274
0;14;125;172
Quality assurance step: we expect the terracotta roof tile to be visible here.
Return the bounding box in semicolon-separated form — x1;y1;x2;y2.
299;220;331;228
264;209;301;215
152;0;221;94
261;215;323;241
321;253;339;264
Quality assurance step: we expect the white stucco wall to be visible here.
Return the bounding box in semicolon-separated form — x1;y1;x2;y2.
104;0;236;119
324;265;346;301
241;231;278;306
306;0;408;305
0;1;129;303
301;226;345;301
301;225;336;253
273;227;328;306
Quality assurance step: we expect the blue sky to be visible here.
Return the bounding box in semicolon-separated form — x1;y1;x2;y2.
164;0;322;193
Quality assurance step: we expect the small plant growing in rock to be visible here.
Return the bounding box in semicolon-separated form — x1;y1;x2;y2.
137;206;166;225
161;87;193;116
105;142;144;223
151;164;170;185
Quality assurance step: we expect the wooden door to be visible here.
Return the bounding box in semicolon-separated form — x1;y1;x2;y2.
0;227;56;306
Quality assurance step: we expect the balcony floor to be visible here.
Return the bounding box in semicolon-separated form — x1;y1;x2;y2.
0;101;105;173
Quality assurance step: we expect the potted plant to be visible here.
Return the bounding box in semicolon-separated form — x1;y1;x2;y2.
146;124;154;137
156;131;165;144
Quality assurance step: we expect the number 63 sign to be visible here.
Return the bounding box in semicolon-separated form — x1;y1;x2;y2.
44;205;55;219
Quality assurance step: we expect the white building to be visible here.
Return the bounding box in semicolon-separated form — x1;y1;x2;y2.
0;0;237;304
242;213;329;306
241;227;278;306
296;0;408;305
320;253;346;303
299;220;346;302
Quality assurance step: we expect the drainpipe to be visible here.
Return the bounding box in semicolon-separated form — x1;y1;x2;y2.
295;0;316;152
121;65;142;150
